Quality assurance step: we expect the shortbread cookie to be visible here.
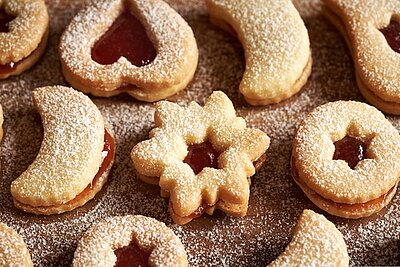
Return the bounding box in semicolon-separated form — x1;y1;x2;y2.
206;0;312;106
0;104;3;141
323;0;400;114
0;0;49;80
269;210;349;267
73;215;188;267
60;0;198;102
131;91;270;224
11;86;116;215
292;101;400;218
0;223;33;267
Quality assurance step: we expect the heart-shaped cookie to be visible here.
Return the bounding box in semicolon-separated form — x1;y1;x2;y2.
60;0;198;102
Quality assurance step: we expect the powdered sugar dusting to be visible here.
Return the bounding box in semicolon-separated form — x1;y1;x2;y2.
0;0;399;266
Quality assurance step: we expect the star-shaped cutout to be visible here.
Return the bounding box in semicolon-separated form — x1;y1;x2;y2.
131;91;270;224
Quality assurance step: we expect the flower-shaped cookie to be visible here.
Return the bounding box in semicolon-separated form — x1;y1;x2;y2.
131;91;270;224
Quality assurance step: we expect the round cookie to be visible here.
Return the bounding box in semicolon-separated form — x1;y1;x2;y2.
0;223;33;267
292;101;400;218
0;0;49;80
73;215;188;267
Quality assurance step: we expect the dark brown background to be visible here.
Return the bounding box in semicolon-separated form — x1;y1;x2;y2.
0;0;398;266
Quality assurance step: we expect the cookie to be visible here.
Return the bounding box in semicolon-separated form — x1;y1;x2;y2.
73;215;188;267
0;223;33;267
59;0;198;102
11;86;116;215
0;104;3;141
0;0;49;80
131;91;270;224
269;209;349;267
206;0;312;106
292;101;400;218
323;0;400;114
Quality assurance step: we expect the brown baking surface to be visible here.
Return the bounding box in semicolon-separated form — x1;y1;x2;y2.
0;0;399;266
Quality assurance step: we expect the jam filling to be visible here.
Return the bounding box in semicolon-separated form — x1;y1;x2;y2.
114;242;150;267
189;202;211;219
91;11;156;66
380;20;400;53
0;9;15;33
183;141;220;175
333;135;367;169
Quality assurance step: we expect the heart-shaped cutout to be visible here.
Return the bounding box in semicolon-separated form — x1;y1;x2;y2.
91;11;156;66
0;9;15;33
380;20;400;54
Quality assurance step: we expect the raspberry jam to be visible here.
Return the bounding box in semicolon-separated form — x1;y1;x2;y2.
114;242;150;267
333;135;367;169
380;20;400;53
183;141;220;174
189;202;211;219
91;11;156;66
0;9;15;33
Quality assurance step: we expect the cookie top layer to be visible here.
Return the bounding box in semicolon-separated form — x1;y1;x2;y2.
293;101;400;204
0;223;33;267
11;86;104;207
73;215;188;267
206;0;310;104
269;209;349;267
132;91;270;219
323;0;400;102
0;0;48;64
59;0;198;97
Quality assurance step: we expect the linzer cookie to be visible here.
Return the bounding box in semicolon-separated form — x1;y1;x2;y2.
59;0;198;102
0;223;33;267
11;86;116;215
323;0;400;114
0;0;49;79
206;0;311;105
269;210;349;267
292;101;400;218
73;215;188;267
131;91;270;224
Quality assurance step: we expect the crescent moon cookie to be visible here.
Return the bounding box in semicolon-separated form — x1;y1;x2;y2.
0;223;33;267
206;0;312;106
11;86;116;215
269;209;349;267
73;215;188;267
322;0;400;115
0;0;49;80
292;101;400;219
131;91;270;225
59;0;198;102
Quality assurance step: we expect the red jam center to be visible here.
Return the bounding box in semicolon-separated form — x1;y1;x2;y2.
0;9;15;33
114;242;150;267
183;141;220;174
333;135;367;169
380;20;400;53
91;11;156;66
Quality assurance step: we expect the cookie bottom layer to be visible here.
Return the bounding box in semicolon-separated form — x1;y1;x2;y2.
0;29;49;80
323;5;400;115
291;157;398;218
137;153;267;225
13;129;115;215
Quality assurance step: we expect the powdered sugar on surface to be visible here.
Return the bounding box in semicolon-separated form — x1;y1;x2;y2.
0;0;398;266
